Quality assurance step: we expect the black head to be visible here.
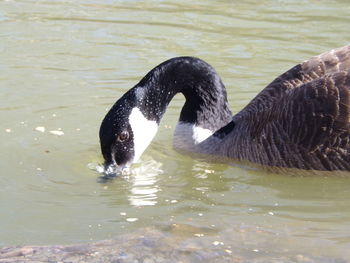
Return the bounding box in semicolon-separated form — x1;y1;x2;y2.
99;91;136;169
99;87;159;174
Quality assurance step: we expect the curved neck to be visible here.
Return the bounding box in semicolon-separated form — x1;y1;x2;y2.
133;57;232;132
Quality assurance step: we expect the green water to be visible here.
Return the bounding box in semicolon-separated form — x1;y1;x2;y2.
1;0;350;260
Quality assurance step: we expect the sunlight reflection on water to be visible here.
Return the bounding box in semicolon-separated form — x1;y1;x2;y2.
89;160;163;206
126;160;163;206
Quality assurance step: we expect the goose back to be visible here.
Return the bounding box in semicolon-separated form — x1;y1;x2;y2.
216;45;350;170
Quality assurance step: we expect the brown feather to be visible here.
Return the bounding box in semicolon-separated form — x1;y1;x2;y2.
221;45;350;170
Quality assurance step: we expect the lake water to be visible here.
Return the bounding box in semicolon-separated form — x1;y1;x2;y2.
1;0;350;261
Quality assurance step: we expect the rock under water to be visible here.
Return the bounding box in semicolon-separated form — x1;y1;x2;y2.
0;225;347;263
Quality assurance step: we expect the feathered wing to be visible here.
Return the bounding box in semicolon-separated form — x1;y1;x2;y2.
227;45;350;170
274;70;350;170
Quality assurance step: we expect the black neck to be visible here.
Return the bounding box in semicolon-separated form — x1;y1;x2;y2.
133;57;232;131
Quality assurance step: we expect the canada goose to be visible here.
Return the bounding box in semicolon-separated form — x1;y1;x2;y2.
99;45;350;174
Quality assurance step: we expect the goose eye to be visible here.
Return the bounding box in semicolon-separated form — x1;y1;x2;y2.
117;131;129;142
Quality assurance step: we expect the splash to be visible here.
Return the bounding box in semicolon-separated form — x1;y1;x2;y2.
87;162;131;180
88;159;163;180
88;159;163;206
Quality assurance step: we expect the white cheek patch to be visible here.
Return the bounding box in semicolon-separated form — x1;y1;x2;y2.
173;122;213;151
129;107;158;163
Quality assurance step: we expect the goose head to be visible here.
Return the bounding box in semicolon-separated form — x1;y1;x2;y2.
99;87;159;175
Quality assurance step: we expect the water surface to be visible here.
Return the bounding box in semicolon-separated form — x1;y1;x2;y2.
1;0;350;261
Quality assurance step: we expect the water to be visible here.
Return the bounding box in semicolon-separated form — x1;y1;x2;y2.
1;0;350;260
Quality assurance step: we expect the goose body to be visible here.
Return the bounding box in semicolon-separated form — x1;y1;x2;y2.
99;45;350;173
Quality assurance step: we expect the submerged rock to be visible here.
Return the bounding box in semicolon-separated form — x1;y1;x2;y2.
0;226;347;263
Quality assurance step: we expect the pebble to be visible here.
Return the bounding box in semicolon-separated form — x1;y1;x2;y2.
5;128;11;133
